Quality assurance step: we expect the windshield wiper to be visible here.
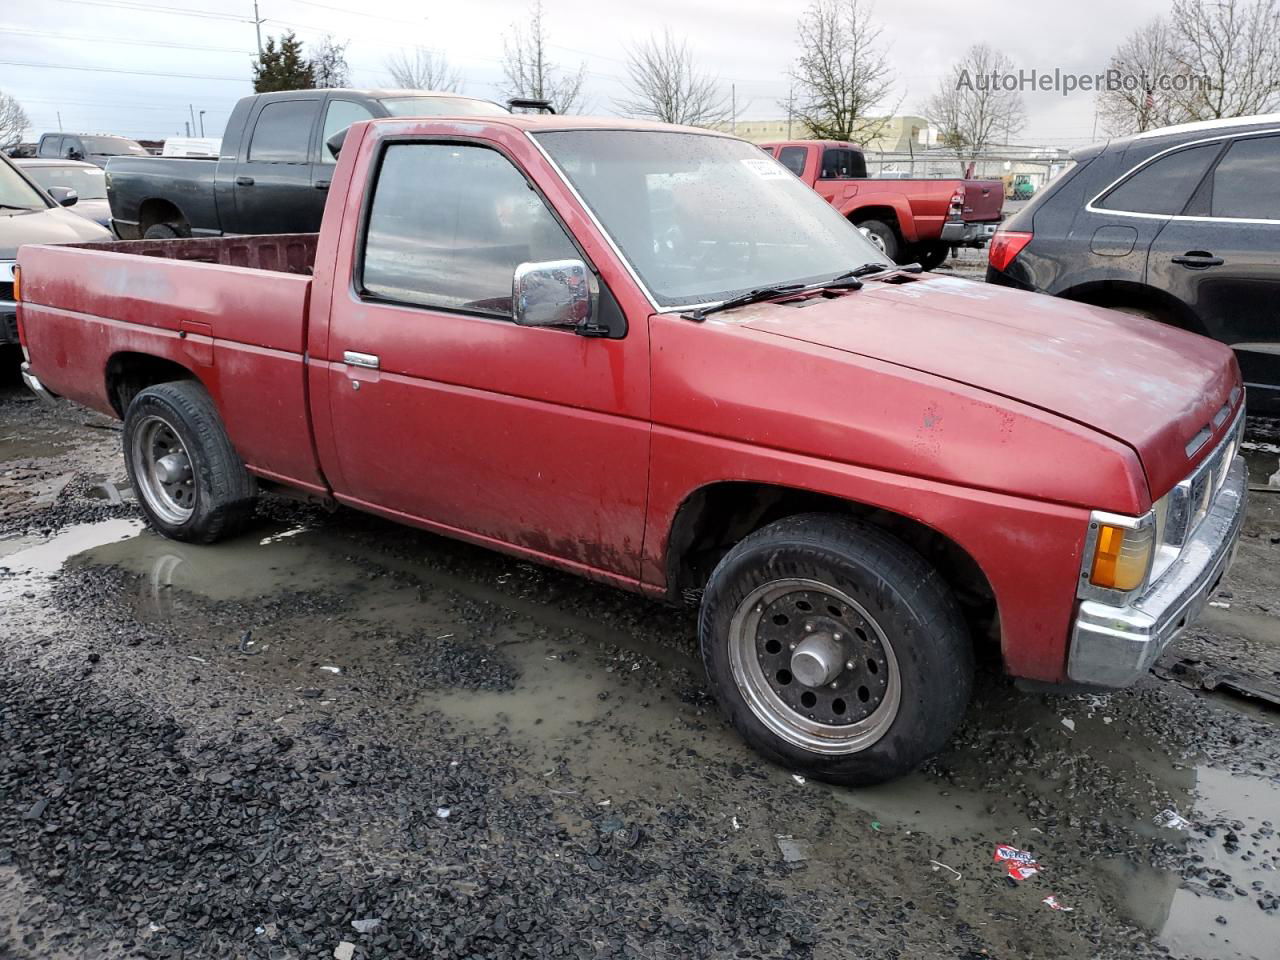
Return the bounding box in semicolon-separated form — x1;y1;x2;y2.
683;283;807;321
0;203;40;211
848;261;923;281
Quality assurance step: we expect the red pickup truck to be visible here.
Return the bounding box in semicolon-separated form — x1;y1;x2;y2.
15;116;1246;785
760;140;1004;269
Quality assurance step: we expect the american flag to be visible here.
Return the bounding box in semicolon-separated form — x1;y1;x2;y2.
1144;87;1156;112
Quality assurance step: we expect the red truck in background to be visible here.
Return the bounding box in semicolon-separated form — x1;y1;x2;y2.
760;140;1004;269
15;116;1245;786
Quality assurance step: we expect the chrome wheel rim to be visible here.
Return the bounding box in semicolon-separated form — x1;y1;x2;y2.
131;415;196;525
858;226;887;253
728;578;901;755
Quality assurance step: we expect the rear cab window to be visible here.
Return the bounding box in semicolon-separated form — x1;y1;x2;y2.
819;147;867;180
778;146;808;178
321;100;375;165
247;100;322;163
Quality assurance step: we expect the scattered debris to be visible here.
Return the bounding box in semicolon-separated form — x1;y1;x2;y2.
993;844;1041;881
319;665;342;674
776;835;810;865
1042;895;1074;912
1154;809;1192;831
870;821;882;832
1154;654;1280;709
333;942;355;960
731;816;741;831
186;655;207;664
435;806;451;819
87;481;132;505
1209;600;1231;609
791;774;806;785
1061;717;1076;731
351;918;383;934
929;859;962;881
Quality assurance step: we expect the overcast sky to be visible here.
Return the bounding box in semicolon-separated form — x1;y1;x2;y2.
3;0;1172;145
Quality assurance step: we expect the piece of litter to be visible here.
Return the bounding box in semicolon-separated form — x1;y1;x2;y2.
435;806;451;819
1061;718;1075;731
334;943;355;960
255;926;265;936
731;816;741;831
436;633;454;640
791;774;806;785
319;665;342;674
596;799;611;807
1042;895;1074;912
351;917;383;934
870;820;882;832
186;655;207;664
929;859;962;881
1154;808;1192;830
993;844;1041;881
1208;600;1231;609
776;835;810;864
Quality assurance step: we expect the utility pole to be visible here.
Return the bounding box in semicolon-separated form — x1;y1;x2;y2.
56;111;63;132
731;84;736;135
253;1;264;58
786;85;794;139
184;121;191;137
199;110;206;136
188;104;197;137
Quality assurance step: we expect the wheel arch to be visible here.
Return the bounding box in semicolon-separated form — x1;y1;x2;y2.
1060;280;1206;335
845;203;914;243
105;351;201;417
663;480;998;650
137;197;188;234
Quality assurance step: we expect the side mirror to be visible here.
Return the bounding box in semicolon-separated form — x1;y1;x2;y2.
326;128;347;160
67;150;83;162
48;186;78;207
512;259;590;329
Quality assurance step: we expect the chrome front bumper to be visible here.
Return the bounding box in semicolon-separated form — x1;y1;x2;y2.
1067;456;1246;686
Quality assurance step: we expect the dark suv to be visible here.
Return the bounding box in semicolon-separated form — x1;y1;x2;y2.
987;115;1280;412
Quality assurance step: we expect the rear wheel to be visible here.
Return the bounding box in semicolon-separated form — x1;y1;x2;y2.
855;219;901;263
142;221;188;240
123;381;256;543
699;514;974;785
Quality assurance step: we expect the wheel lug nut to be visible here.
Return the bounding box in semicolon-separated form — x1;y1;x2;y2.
804;623;814;633
845;660;855;670
832;632;841;641
829;682;838;689
788;642;796;651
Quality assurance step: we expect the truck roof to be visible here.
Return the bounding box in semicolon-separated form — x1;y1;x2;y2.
364;113;739;138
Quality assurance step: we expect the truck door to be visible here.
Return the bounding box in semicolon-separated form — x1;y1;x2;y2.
232;98;326;234
1147;134;1280;404
320;140;651;580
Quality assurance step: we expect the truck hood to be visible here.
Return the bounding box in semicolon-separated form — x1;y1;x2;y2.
0;206;112;259
733;274;1239;499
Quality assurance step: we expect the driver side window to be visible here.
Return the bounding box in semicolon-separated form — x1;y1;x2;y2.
361;142;579;317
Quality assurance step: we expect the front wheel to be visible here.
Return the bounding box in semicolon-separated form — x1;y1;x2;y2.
915;242;950;271
699;514;974;785
123;381;257;543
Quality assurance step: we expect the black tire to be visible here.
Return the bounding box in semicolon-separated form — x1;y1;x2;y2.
915;243;949;271
142;221;187;240
698;513;973;786
854;219;901;263
123;381;256;543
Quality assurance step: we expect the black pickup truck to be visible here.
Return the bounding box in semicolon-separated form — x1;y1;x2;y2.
107;89;514;239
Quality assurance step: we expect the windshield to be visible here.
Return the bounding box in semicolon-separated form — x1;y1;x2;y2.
534;130;888;307
0;160;49;211
23;164;107;200
79;136;147;155
378;96;510;118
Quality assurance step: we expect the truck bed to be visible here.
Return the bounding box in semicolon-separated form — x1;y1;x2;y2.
71;233;318;274
17;234;324;492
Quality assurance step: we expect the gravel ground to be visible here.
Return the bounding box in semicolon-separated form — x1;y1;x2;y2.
2;355;1279;960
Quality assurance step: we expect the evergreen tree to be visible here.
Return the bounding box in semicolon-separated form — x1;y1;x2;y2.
253;32;316;93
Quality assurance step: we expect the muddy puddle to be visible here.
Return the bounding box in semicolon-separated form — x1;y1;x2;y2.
2;510;1278;959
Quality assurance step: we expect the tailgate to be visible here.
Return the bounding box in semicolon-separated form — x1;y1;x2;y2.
960;180;1003;221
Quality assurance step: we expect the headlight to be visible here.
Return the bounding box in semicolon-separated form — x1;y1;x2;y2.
1086;511;1156;592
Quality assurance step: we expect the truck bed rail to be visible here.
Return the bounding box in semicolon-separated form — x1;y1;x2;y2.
72;233;318;275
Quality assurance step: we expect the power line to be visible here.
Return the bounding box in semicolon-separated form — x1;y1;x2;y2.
46;0;252;22
1;59;249;82
0;26;255;55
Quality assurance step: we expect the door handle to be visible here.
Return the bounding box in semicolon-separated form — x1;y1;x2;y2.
315;180;330;191
1171;252;1223;268
343;351;379;369
236;176;255;186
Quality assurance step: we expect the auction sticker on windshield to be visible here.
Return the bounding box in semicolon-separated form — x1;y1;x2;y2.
741;158;790;179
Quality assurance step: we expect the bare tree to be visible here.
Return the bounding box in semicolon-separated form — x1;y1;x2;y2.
1169;0;1280;120
500;0;588;113
924;44;1026;174
616;30;730;127
0;91;29;150
790;0;896;144
385;48;463;92
309;34;351;89
1096;19;1184;136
